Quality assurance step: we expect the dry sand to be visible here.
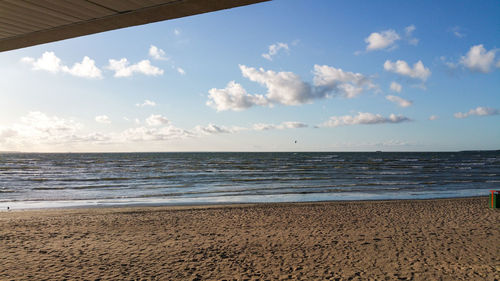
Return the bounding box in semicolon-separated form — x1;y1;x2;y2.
0;197;498;280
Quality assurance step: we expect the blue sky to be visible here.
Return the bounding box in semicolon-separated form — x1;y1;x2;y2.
0;0;499;152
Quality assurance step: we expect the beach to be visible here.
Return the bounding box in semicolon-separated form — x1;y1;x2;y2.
0;197;498;280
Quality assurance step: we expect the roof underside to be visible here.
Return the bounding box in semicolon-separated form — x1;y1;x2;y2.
0;0;268;52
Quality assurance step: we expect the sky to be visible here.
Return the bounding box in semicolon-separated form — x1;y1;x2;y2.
0;0;499;152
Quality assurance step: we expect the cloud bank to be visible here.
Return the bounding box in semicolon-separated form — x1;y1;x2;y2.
321;112;411;127
194;124;240;135
253;121;308;131
0;112;98;147
145;114;170;126
454;106;499;118
0;112;314;151
95;115;111;124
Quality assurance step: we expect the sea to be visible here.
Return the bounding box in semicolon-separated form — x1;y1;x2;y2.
0;151;499;209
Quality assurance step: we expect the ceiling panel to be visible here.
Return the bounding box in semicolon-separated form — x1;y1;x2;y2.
88;0;146;13
0;0;269;52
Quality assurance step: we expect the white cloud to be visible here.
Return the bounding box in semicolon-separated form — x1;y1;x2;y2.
460;44;497;73
0;128;17;140
405;25;419;46
440;56;458;70
206;81;268;111
405;25;416;36
120;122;243;142
136;100;156;107
280;121;308;129
0;112;256;150
20;56;35;65
74;132;110;143
386;95;412;107
95;115;111;124
145;114;170;126
21;52;102;79
174;29;180;36
207;65;314;111
21;51;62;73
207;64;375;111
451;26;465;38
63;56;102;78
107;58;163;77
384;60;431;81
194;124;235;135
390;81;402;93
408;38;419;46
429;115;439;121
119;121;244;142
21;112;81;135
454;106;499;119
454;31;465;38
241;65;313;105
149;45;168;60
252;123;276;131
365;29;400;51
177;67;186;75
262;42;289;61
325;139;413;149
377;139;411;147
253;121;308;131
321;112;411;127
120;126;191;142
0;112;87;146
313;65;374;98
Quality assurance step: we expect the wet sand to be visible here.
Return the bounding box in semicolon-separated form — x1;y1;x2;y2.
0;197;498;280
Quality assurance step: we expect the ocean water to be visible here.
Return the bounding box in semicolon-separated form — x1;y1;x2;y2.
0;152;498;209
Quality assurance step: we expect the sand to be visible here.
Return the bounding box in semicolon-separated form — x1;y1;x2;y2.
0;197;498;280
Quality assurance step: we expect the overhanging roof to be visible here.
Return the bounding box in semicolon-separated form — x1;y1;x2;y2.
0;0;269;52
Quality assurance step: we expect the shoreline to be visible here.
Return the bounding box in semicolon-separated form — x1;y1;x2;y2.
0;193;490;211
1;197;498;280
0;196;492;217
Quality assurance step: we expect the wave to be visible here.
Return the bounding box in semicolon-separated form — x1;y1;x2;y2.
28;177;136;182
1;151;498;206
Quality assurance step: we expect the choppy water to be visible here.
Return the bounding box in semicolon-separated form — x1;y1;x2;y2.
0;152;498;209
